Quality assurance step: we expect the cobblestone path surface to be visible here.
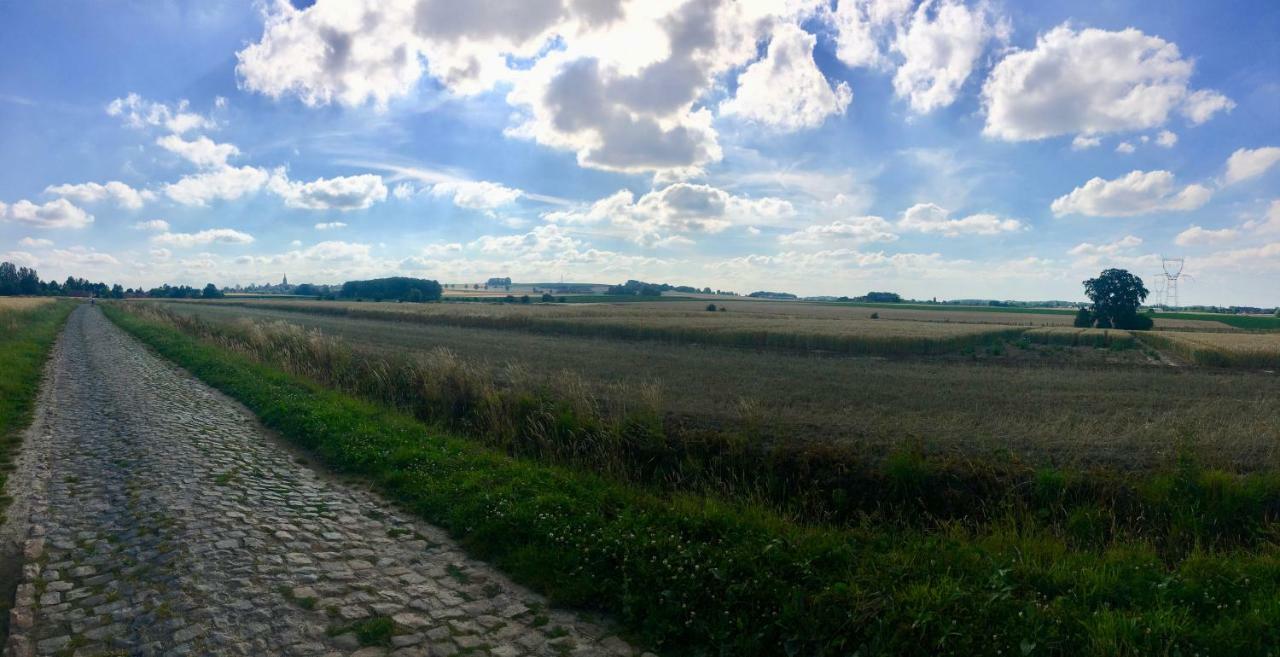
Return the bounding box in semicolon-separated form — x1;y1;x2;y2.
7;306;643;657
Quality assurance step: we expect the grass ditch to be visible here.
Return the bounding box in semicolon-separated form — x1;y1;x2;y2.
103;302;1280;656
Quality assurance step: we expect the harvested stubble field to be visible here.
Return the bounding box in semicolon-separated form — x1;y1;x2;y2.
110;298;1280;656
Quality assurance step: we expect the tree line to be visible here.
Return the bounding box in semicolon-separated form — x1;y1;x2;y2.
339;277;442;302
0;261;222;299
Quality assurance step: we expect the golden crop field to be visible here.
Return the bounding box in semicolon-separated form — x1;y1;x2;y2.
0;297;54;312
173;297;1027;355
1139;331;1280;368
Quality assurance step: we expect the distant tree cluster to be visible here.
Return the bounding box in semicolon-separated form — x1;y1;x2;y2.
340;277;442;302
485;277;512;289
605;280;665;296
1077;269;1153;330
1;261;128;298
605;279;733;297
0;259;229;300
747;291;798;300
857;291;902;303
143;284;204;298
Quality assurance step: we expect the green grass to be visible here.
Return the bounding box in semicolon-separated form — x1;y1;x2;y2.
104;302;1280;656
1146;312;1280;331
0;300;75;500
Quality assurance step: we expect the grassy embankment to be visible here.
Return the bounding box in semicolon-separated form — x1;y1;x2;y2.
105;302;1280;656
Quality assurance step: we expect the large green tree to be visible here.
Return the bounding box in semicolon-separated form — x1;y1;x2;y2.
1083;269;1150;329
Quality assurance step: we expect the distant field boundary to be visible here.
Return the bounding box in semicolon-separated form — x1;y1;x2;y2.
104;302;1280;656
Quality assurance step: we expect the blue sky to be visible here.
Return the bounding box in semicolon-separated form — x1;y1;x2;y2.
1;0;1277;304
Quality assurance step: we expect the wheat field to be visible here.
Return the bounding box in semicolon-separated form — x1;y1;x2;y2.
0;297;54;311
1139;331;1280;368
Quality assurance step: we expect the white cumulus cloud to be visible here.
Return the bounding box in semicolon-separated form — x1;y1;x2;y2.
315;222;347;230
165;166;273;206
2;198;95;229
156;134;241;169
982;25;1232;141
270;173;388;211
1175;225;1238;246
106;93;216;134
152;228;256;248
237;0;828;175
133;219;171;232
780;217;899;245
830;0;912;70
720;23;852;131
545;183;795;245
1051;170;1212;217
897;202;1022;236
1067;235;1143;257
891;0;1005;113
429;180;523;210
44;181;153;210
1223;146;1280;186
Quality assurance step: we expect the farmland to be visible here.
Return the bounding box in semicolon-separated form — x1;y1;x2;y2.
104;296;1280;655
156;298;1279;472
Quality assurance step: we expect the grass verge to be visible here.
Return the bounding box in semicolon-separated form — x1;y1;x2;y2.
0;299;75;639
102;303;1280;656
0;299;75;506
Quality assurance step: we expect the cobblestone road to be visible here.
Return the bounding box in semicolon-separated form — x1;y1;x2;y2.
6;306;643;657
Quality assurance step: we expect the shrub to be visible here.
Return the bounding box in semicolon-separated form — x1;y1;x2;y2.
870;312;879;319
1113;312;1153;330
1073;307;1092;328
706;303;717;312
542;293;554;302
